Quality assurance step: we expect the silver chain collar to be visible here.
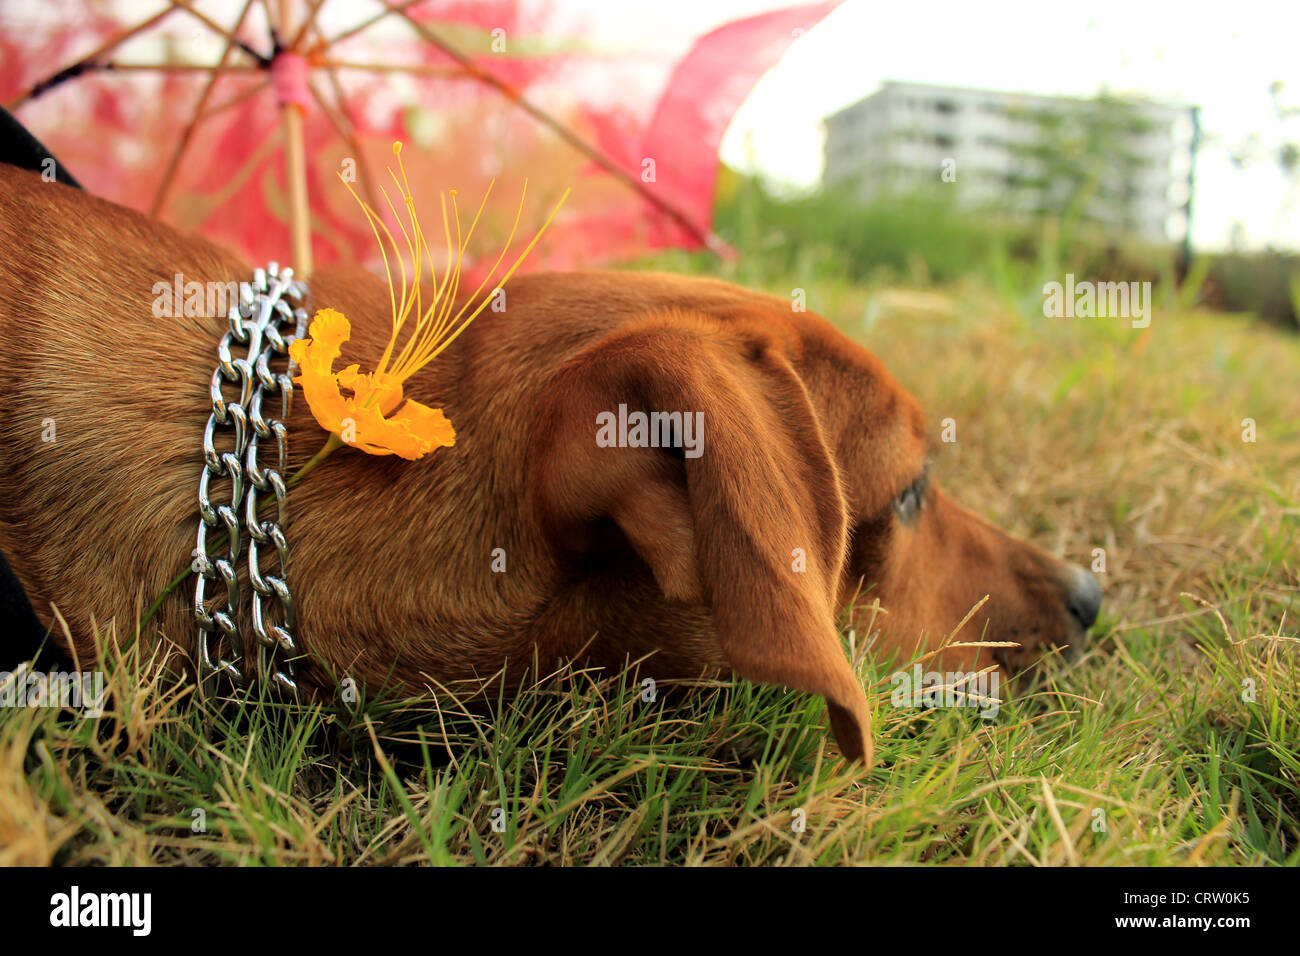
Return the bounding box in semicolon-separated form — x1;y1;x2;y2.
193;263;308;694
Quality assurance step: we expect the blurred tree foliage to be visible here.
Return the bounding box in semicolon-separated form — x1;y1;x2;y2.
709;89;1297;330
997;94;1164;248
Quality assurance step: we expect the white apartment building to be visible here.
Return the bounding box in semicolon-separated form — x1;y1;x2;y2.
823;81;1197;244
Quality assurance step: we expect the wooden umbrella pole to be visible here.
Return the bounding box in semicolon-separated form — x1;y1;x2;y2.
282;102;313;277
275;0;313;277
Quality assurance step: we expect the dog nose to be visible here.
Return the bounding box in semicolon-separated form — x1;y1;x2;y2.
1064;563;1102;630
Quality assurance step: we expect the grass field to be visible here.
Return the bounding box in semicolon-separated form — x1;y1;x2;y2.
2;266;1297;866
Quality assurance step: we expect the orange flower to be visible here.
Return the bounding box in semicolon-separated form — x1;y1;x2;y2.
290;308;455;459
289;142;568;461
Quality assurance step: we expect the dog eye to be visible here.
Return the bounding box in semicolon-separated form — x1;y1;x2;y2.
892;472;928;525
893;488;919;524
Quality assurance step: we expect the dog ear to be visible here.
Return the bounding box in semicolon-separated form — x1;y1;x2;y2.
530;314;872;764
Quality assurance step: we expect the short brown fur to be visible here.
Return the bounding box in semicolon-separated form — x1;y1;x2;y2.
0;170;1096;764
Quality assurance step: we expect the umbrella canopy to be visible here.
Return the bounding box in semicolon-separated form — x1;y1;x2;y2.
2;0;838;274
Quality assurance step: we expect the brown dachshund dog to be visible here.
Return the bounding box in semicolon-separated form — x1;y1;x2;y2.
0;169;1101;764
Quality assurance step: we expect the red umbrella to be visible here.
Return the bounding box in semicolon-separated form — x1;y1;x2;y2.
2;0;840;275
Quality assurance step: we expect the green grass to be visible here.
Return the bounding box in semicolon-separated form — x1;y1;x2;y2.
2;265;1297;866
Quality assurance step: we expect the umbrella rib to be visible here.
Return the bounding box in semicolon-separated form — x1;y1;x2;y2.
284;6;384;253
174;0;268;64
6;0;267;112
208;79;273;117
258;0;278;39
383;1;724;254
316;61;467;77
6;4;178;109
151;0;261;218
93;63;263;72
315;66;382;214
288;0;327;52
324;0;427;48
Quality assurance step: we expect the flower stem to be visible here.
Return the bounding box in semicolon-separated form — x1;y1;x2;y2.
289;433;345;487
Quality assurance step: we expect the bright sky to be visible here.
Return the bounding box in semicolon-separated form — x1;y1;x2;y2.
586;0;1300;252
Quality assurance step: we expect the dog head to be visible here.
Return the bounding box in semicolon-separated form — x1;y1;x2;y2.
528;279;1101;764
789;308;1103;676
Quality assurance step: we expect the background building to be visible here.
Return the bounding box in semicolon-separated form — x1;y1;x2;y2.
823;81;1198;245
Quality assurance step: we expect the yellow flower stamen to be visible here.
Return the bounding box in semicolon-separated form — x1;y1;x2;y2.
289;142;569;460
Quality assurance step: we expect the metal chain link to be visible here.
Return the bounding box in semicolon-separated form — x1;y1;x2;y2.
194;263;308;693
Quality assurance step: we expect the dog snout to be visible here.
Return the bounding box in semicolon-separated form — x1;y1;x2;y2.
1063;563;1102;631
